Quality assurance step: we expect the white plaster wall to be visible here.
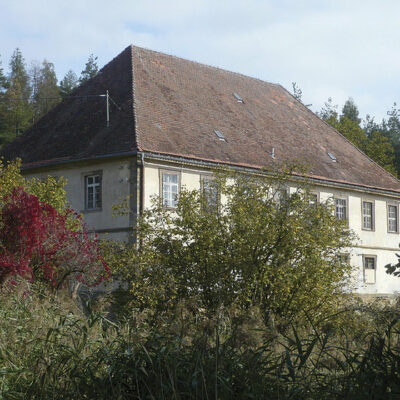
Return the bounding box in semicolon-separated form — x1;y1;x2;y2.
24;158;133;241
319;187;400;295
144;162;400;295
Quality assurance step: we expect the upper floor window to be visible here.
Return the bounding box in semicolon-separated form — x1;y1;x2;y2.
201;176;219;213
335;198;347;220
363;255;376;284
309;193;318;208
85;174;102;210
362;201;374;230
388;204;399;233
161;171;180;208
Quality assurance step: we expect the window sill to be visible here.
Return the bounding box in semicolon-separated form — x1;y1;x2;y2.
81;208;103;214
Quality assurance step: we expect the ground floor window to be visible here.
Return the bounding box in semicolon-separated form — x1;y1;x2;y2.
363;255;376;284
85;173;102;210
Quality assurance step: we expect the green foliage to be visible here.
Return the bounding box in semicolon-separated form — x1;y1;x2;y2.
1;286;400;399
4;48;32;137
31;59;61;120
109;168;354;328
79;54;99;84
321;98;398;176
341;97;361;124
0;159;68;212
59;69;78;98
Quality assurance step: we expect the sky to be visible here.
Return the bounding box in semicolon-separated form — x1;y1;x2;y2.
1;0;400;122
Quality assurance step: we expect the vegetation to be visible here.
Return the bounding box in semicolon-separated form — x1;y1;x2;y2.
109;169;354;329
0;49;98;147
0;159;108;288
0;164;400;398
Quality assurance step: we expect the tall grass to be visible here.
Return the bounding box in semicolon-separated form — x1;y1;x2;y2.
1;287;400;399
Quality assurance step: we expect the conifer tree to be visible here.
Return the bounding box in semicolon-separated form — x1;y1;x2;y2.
31;60;61;120
4;48;32;136
79;54;98;84
0;56;8;137
59;69;78;98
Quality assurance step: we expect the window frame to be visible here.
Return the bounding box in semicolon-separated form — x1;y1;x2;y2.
361;199;375;231
200;175;220;213
334;196;348;222
309;191;320;207
84;170;102;212
362;254;377;285
159;169;181;209
387;202;399;234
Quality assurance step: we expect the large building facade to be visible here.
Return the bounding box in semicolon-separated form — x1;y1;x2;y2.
3;45;400;296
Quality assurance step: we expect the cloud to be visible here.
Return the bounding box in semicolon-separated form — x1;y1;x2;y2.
1;0;399;120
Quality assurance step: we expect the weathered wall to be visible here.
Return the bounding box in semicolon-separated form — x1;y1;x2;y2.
24;158;135;241
144;160;400;295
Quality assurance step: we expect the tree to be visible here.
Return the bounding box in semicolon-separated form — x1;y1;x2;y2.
318;97;338;121
111;168;354;328
4;48;32;136
341;97;361;124
292;82;303;102
59;69;78;98
79;54;98;84
320;98;397;175
0;160;109;288
31;60;61;120
327;114;367;151
364;130;397;176
0;56;9;139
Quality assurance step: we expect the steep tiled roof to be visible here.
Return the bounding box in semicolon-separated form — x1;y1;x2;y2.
2;45;400;193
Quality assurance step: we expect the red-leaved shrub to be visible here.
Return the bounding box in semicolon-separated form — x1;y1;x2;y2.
0;187;109;288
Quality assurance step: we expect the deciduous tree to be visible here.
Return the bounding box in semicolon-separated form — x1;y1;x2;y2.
111;168;354;328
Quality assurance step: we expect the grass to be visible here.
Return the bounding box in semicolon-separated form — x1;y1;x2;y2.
1;285;400;399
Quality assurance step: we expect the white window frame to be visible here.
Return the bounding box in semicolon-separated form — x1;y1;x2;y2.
363;255;376;285
361;200;374;231
387;202;399;233
201;175;219;213
334;197;347;221
85;172;102;211
160;169;180;209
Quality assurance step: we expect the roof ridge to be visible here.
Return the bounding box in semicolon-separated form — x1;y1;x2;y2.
129;44;281;89
279;83;400;186
129;45;140;151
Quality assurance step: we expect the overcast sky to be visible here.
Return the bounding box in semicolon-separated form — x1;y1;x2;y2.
1;0;399;122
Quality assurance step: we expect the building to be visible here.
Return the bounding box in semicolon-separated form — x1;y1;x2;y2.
2;45;400;296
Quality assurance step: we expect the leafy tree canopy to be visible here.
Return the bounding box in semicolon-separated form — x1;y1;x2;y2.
109;168;354;328
0;159;109;288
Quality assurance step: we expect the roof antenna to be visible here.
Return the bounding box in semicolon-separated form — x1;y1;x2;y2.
106;90;110;128
271;147;275;159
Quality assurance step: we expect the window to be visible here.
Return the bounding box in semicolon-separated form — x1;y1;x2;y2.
335;198;347;220
388;204;398;233
363;255;376;284
309;193;318;207
85;174;102;210
201;176;219;212
161;171;179;208
362;201;374;230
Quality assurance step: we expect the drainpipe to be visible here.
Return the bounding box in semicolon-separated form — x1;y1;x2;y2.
138;152;145;249
140;152;145;216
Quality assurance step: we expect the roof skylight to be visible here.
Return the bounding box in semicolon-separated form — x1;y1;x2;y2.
328;152;337;162
233;92;244;103
214;129;226;141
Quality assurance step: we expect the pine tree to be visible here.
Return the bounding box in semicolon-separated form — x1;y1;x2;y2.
79;54;98;84
341;97;361;124
0;56;9;145
31;60;61;120
5;48;32;136
59;69;78;98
